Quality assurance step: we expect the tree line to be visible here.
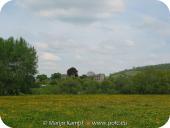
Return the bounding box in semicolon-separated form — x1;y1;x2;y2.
0;37;170;95
33;69;170;94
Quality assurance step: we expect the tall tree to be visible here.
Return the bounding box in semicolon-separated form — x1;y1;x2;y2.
0;37;38;95
67;67;78;77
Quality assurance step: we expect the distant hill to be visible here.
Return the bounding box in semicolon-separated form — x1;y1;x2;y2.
111;63;170;78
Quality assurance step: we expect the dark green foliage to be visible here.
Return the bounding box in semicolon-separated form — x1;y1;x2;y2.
100;80;115;94
33;78;82;94
131;69;170;94
50;73;61;80
0;37;38;95
108;64;170;94
110;69;170;94
36;74;48;85
58;78;81;94
82;79;100;94
80;75;88;79
50;73;62;85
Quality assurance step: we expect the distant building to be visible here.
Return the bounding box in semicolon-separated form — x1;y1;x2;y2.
94;74;105;82
87;71;105;82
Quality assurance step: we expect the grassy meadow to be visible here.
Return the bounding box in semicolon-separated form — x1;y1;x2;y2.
0;95;170;128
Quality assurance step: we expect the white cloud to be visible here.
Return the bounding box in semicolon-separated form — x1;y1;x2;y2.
75;55;83;60
41;52;61;61
17;0;126;23
38;8;79;17
35;42;49;49
138;15;170;37
125;40;136;47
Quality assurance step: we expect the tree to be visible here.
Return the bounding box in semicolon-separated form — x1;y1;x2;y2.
36;74;48;82
0;37;38;95
67;67;78;77
50;73;61;80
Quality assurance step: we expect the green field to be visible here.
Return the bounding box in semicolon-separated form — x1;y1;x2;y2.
0;95;170;128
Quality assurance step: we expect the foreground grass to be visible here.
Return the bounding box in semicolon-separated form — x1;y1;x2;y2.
0;95;170;128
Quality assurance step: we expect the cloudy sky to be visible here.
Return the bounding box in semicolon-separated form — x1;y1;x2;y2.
0;0;170;75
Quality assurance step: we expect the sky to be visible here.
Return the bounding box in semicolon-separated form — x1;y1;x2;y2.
0;0;170;76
